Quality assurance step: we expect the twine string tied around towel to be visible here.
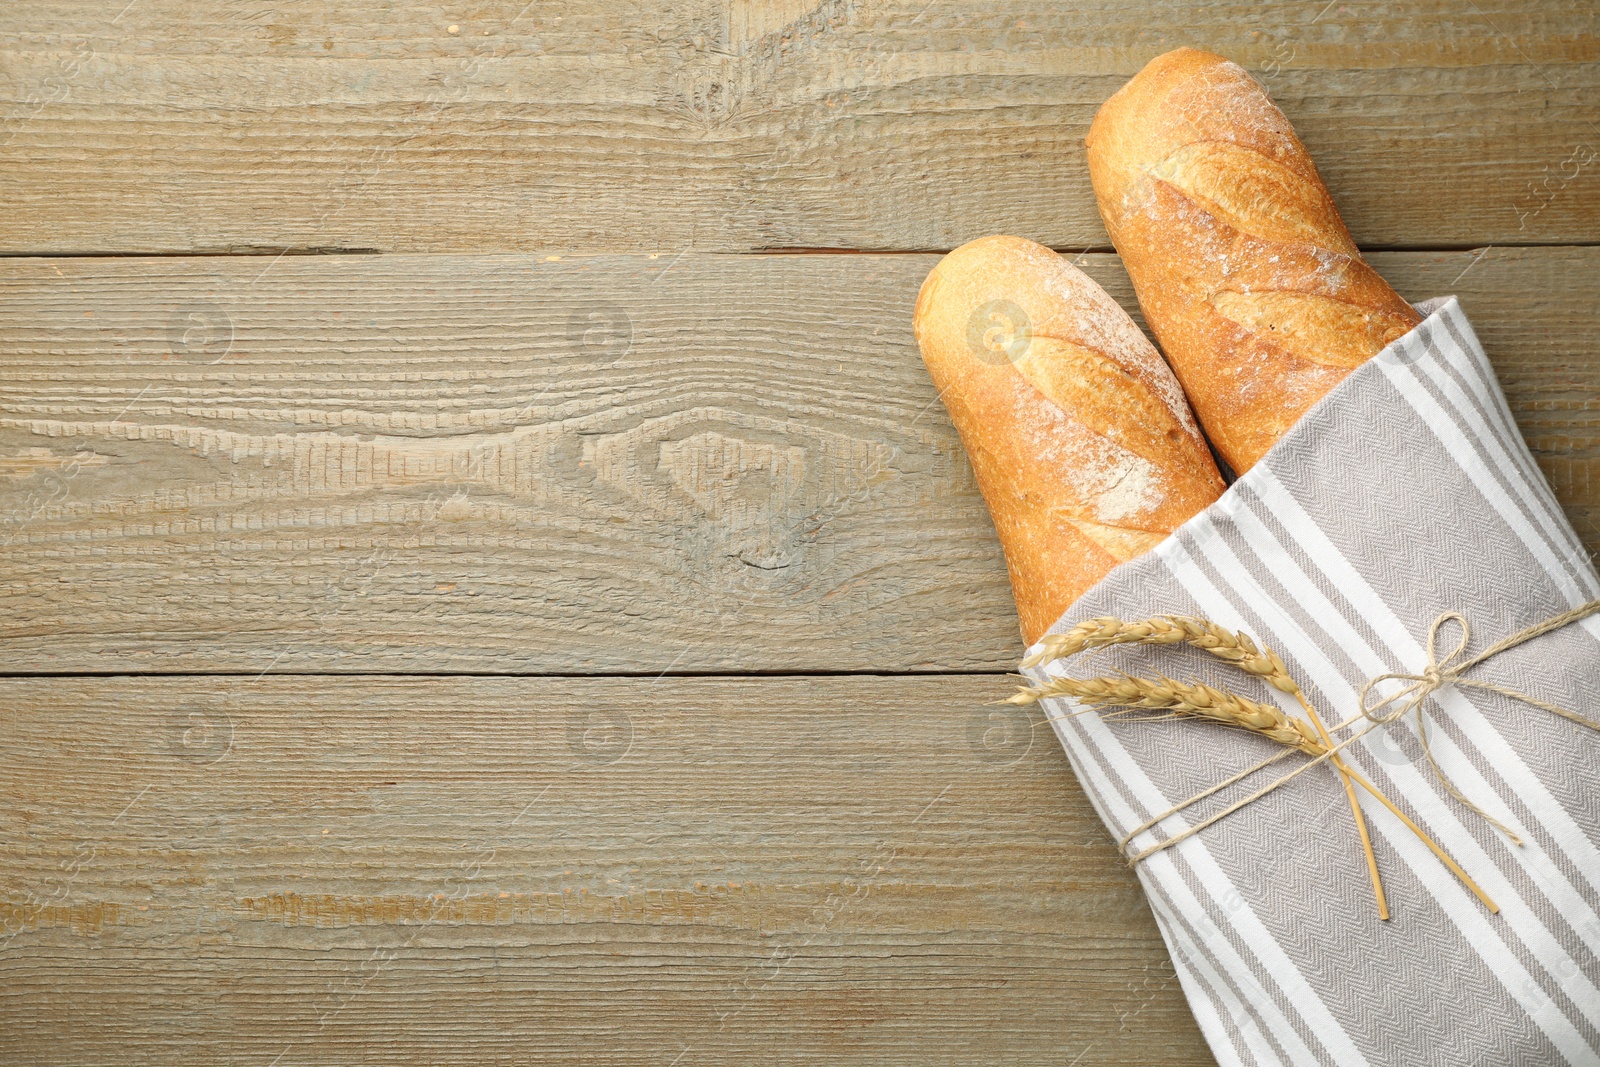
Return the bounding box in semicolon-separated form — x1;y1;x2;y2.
1354;605;1600;845
1015;597;1600;917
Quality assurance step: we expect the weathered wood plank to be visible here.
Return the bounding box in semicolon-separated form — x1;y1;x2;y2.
0;248;1595;673
1;0;1596;253
0;674;1213;1066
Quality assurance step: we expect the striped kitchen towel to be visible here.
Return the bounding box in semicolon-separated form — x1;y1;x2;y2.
1023;297;1600;1066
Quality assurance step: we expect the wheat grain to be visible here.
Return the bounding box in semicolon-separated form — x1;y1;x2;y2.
1165;616;1301;696
1024;615;1302;696
1007;672;1325;755
1020;616;1180;668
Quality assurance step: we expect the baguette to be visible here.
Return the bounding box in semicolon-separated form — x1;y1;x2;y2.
1087;47;1422;473
913;235;1225;644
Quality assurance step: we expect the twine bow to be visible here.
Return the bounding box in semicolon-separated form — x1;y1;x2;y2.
1012;597;1600;919
1357;605;1600;846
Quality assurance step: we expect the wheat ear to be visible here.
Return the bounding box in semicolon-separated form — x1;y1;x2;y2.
1007;672;1326;755
1012;666;1497;914
1019;616;1432;919
1025;615;1299;694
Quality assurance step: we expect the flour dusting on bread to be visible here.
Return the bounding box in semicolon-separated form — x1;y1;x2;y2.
1088;47;1422;473
912;233;1225;643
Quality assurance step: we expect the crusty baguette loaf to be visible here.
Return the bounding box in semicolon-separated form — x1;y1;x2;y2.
913;235;1225;644
1087;47;1422;473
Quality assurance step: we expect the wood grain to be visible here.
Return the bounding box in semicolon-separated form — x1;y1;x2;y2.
1;248;1595;674
0;673;1213;1066
1;0;1596;253
7;7;1595;1063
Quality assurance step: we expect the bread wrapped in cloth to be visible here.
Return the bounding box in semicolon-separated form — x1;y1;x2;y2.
1087;47;1422;473
913;235;1224;643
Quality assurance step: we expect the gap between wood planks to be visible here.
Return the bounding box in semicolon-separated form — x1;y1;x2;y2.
1;247;1593;675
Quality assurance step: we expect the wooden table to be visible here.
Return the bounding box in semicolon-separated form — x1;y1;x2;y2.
2;3;1595;1063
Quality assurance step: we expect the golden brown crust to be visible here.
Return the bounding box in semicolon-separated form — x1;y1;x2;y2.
1087;47;1422;472
913;235;1224;644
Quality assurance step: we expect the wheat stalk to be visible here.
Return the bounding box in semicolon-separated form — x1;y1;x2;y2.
1015;615;1500;918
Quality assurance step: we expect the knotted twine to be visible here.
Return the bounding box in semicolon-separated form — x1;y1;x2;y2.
1074;597;1600;877
1357;604;1600;845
